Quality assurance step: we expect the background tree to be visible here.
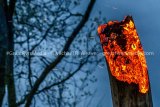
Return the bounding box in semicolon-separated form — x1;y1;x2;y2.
0;0;107;107
0;3;8;106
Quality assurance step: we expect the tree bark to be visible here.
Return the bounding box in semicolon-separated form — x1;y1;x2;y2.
0;4;7;107
1;0;17;106
107;63;153;107
6;18;17;107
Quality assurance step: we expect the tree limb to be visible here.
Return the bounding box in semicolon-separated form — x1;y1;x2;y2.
24;0;96;107
36;59;87;94
5;0;17;106
0;3;8;107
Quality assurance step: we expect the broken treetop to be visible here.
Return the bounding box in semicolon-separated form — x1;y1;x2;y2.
97;16;149;94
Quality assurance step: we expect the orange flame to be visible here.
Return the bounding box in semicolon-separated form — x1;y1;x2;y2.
97;16;149;94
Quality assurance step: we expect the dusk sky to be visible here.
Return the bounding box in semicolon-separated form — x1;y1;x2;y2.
1;0;159;106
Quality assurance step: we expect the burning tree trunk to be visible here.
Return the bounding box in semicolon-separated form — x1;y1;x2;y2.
97;16;153;107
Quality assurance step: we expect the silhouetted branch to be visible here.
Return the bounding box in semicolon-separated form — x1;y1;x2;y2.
36;59;87;94
0;3;8;107
24;0;96;107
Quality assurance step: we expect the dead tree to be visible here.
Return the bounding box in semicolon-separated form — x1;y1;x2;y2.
97;16;153;107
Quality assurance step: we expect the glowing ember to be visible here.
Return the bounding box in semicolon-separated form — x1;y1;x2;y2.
97;16;149;94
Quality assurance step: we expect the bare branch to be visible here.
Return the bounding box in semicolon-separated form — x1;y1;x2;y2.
36;59;87;94
24;0;96;106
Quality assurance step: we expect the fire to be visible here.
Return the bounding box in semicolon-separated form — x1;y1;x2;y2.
97;16;149;94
